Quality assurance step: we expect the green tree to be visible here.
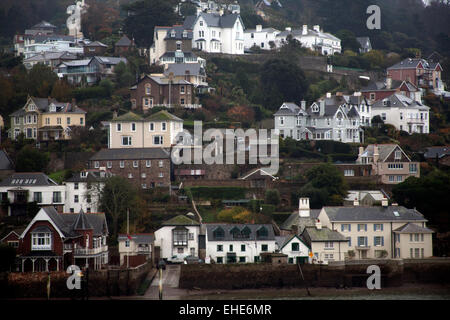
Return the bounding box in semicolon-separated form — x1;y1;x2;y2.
114;61;135;89
27;64;58;97
98;176;141;241
15;145;49;172
122;0;179;48
265;189;281;206
298;163;348;207
260;59;308;110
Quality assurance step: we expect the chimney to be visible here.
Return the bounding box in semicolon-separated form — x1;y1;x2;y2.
326;92;331;98
319;100;325;116
299;198;310;217
381;197;388;207
315;219;322;230
285;27;292;32
358;146;364;156
71;98;76;106
373;144;379;163
48;96;51;104
353;91;361;96
353;197;359;206
336;92;343;97
392;203;398;206
301;100;306;111
256;25;262;32
386;77;392;89
313;25;320;32
302;25;308;35
113;110;118;119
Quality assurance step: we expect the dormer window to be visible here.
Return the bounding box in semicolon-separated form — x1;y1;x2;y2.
199;20;203;26
182;31;188;38
49;104;56;112
81;171;87;178
29;104;36;111
171;30;176;38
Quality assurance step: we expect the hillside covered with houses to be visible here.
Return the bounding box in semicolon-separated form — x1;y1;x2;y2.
0;0;449;300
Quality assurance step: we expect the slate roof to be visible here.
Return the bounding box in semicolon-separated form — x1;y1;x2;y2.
85;41;107;47
372;93;429;111
164;63;204;77
279;210;321;231
302;226;348;242
245;27;279;34
0;172;58;187
73;209;93;230
162;215;200;226
273;102;301;116
36;207;108;238
118;233;154;244
30;21;57;30
90;148;171;161
94;56;128;65
206;224;275;241
423;146;450;159
323;206;427;222
393;223;434;234
356;37;371;50
33;34;75;43
184;13;242;29
361;144;407;162
0;150;14;171
164;26;193;40
160;51;198;59
345;190;389;202
23;51;78;63
65;170;113;183
115;35;132;47
147;75;191;85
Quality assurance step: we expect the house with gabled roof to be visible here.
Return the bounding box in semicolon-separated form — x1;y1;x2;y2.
371;93;430;134
274;93;363;143
387;58;444;93
362;78;421;103
83;41;108;56
18;207;109;272
205;223;276;264
316;203;434;260
0;172;65;216
118;233;154;266
275;234;310;264
114;35;135;56
106;110;184;149
244;24;280;51
357;144;420;184
184;12;245;54
356;37;372;53
154;214;202;261
150;25;195;65
129;74;199;111
9;96;86;141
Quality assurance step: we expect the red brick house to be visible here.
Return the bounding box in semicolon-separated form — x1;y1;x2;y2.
115;35;135;56
130;74;197;112
361;78;421;103
1;229;23;249
17;207;109;272
387;58;443;91
83;41;108;56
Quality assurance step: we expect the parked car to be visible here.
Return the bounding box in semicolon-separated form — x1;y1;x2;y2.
167;254;187;264
184;255;203;264
157;260;166;270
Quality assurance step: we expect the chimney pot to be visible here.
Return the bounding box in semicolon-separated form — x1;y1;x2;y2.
299;197;310;217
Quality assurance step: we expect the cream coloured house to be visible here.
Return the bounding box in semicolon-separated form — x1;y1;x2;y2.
317;201;434;260
357;144;420;184
118;234;154;266
107;110;184;149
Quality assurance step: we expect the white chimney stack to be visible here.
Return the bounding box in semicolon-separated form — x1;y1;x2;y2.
313;25;320;32
256;25;262;32
358;146;364;156
326;92;331;98
302;25;308;35
386;77;392;89
315;219;322;230
382;197;388;207
299;198;310;217
301;100;306;110
353;91;361;96
353;197;359;206
285;27;292;32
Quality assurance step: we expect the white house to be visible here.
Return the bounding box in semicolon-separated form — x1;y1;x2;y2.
244;25;280;50
0;173;65;217
275;234;310;264
154;215;201;260
23;35;83;59
275;25;341;55
274;94;363;143
371;93;430;134
205;224;277;264
118;233;153;266
63;169;113;213
184;12;245;54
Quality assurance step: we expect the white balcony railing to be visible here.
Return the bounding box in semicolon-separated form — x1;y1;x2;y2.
74;245;108;256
